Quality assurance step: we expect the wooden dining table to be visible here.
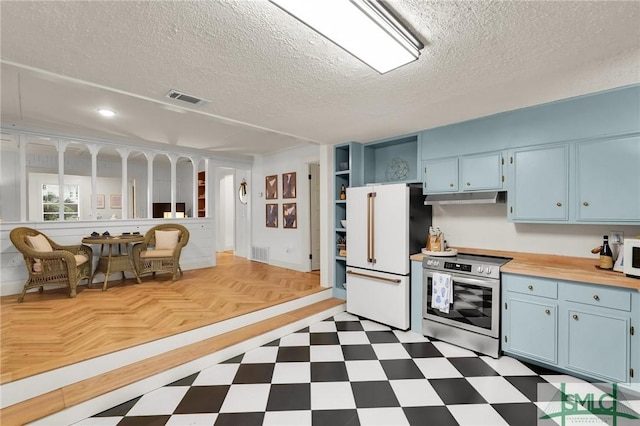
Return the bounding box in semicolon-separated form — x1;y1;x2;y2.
82;234;144;291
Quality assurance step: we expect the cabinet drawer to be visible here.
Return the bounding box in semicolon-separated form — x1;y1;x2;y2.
564;282;631;311
504;275;558;299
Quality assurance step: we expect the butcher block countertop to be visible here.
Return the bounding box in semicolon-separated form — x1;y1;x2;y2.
410;247;640;291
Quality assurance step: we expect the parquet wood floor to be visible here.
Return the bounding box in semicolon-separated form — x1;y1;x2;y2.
0;252;323;385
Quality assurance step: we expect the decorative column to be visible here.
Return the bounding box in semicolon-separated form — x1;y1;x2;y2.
168;154;179;218
18;135;28;222
57;140;69;220
144;152;155;219
88;144;100;220
116;147;130;219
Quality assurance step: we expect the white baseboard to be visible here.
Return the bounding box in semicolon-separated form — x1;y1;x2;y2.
268;258;309;273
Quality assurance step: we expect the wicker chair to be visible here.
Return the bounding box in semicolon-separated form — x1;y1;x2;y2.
132;224;190;281
9;227;93;302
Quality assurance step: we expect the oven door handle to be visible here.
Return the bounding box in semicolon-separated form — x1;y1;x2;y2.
423;271;498;288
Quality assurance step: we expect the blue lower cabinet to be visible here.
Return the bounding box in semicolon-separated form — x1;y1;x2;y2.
505;298;557;364
565;308;629;382
502;273;637;383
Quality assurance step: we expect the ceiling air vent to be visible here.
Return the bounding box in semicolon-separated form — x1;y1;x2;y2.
165;89;211;106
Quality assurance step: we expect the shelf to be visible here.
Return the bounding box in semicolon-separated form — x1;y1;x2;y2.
198;171;206;217
363;134;419;184
333;143;361;301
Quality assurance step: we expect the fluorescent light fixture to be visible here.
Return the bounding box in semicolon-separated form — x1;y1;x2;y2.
270;0;423;73
97;108;116;117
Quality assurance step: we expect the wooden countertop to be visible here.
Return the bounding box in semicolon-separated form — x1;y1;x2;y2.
410;247;640;291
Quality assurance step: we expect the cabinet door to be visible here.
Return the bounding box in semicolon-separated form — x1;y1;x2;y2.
566;309;629;382
505;297;557;364
576;136;640;221
461;152;503;191
371;184;409;275
423;158;458;193
346;270;409;330
510;145;568;221
346;186;371;270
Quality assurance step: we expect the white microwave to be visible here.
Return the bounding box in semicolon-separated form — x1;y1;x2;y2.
624;239;640;278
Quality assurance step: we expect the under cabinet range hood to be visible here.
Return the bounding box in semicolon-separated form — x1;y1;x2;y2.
424;191;506;205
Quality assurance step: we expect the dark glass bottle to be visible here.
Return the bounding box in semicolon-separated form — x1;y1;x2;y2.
599;235;613;270
339;184;346;200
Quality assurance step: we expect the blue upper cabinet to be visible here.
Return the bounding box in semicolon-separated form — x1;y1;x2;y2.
422;157;458;193
417;85;639;224
509;145;569;222
460;152;504;191
422;151;504;194
575;135;640;222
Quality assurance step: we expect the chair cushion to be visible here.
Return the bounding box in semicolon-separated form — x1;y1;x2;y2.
155;230;180;250
26;234;53;252
74;254;89;266
141;249;175;258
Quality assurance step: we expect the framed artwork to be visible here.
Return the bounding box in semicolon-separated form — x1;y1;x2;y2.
95;194;105;209
265;175;278;199
266;203;278;228
283;202;297;229
282;172;296;199
110;194;122;209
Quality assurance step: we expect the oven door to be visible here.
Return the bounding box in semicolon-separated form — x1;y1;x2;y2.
423;270;499;338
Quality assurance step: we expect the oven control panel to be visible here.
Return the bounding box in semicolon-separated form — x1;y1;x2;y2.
444;261;472;273
422;254;509;280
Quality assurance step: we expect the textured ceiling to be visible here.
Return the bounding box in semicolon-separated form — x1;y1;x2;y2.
1;0;639;158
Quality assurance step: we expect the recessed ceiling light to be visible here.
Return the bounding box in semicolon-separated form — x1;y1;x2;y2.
97;108;116;117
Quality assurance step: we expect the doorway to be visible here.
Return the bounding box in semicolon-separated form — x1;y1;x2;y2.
214;167;251;258
216;168;235;253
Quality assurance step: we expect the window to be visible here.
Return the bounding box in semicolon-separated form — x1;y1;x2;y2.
42;184;79;221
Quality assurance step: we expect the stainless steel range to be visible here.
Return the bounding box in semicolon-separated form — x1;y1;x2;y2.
422;253;511;358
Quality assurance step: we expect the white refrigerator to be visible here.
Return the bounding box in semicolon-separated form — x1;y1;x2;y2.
345;183;430;330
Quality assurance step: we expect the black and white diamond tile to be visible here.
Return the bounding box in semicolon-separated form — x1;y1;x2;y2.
77;313;634;426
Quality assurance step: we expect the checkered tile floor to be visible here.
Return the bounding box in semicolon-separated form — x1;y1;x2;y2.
76;312;637;426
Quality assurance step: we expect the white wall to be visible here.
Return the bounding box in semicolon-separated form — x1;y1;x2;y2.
235;169;251;259
432;204;640;259
319;145;332;287
252;144;320;272
0;139;20;222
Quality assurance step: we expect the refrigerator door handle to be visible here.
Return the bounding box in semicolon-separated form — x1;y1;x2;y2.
367;193;372;262
367;192;377;264
347;269;401;284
